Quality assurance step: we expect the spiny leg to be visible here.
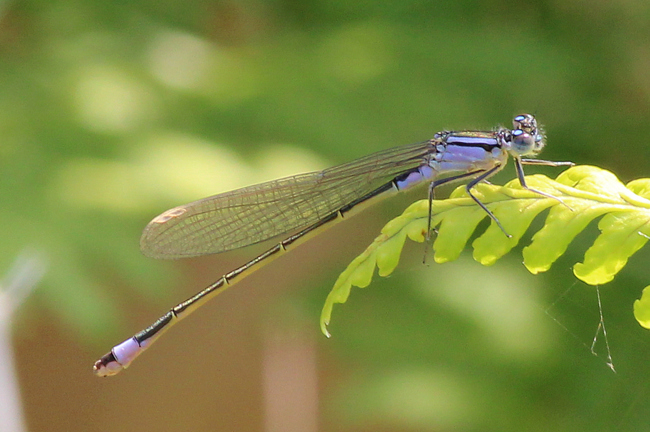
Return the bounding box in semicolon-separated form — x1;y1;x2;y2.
520;158;574;167
515;158;573;210
426;169;487;239
422;169;497;263
464;164;512;237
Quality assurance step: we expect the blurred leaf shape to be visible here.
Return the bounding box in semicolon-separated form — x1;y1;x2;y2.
321;165;650;335
634;286;650;329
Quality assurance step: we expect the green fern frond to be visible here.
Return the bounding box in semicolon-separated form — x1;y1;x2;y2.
320;165;650;336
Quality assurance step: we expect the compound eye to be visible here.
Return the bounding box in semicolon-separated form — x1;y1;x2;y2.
513;114;527;128
511;129;536;154
512;114;536;132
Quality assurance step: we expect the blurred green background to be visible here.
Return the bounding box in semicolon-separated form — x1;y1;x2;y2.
3;0;650;431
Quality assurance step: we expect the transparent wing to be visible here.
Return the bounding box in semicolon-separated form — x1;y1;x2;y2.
140;141;433;259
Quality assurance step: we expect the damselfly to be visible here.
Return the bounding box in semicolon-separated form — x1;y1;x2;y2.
94;114;572;377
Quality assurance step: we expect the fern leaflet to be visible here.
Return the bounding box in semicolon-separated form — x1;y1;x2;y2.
321;165;650;336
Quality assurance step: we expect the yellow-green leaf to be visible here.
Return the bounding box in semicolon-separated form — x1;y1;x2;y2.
320;165;650;335
634;286;650;329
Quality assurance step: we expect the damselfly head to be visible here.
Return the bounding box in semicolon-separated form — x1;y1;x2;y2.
507;114;546;156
